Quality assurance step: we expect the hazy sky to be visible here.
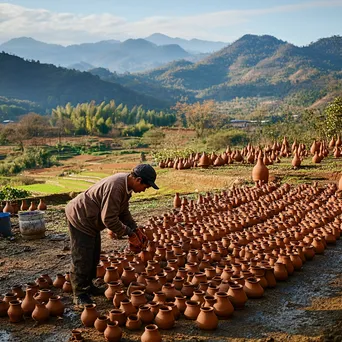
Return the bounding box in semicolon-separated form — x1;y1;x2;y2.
0;0;341;45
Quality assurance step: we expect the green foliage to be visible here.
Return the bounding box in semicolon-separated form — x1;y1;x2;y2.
324;96;342;138
122;120;153;137
141;129;165;148
0;185;31;201
206;129;249;150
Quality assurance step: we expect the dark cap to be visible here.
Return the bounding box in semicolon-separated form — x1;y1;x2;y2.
133;164;159;190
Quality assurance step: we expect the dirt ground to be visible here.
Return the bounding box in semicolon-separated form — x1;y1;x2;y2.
0;192;342;342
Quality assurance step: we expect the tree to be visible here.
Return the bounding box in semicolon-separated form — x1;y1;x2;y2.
325;96;342;138
173;100;218;138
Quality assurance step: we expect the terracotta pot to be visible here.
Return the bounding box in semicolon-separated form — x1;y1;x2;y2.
141;324;162;342
174;295;187;313
46;295;64;317
97;264;106;278
273;262;289;281
130;290;147;308
62;281;73;293
21;288;37;315
104;267;120;283
37;199;47;211
12;285;25;299
121;267;137;287
25;282;39;295
252;156;269;183
119;298;137;317
32;302;50;323
227;284;248;310
0;299;9;317
173;193;181;208
4;293;16;304
148;301;160;316
191;290;205;305
36;277;50;289
303;246;315;260
145;276;162;295
104;321;122;342
166;301;180;320
126;314;142;331
20;199;29;211
113;290;127;308
312;238;325;254
80;303;98;327
138;305;154;324
213;291;234;317
95;315;109;333
53;274;66;288
28;201;37;211
184;300;201;320
181;282;195;297
8;300;23;323
264;266;277;288
154;305;175;329
243;277;264;299
162;283;181;301
105;281;122;300
109;309;126;326
196;306;218;330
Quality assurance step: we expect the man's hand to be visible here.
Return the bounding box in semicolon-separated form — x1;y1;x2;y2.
128;228;148;253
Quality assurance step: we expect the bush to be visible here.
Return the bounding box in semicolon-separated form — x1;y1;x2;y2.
0;185;31;201
206;129;249;150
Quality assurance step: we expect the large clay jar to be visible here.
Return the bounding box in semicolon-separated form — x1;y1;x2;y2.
273;262;288;281
227;284;248;310
252;156;269;184
141;324;162;342
32;302;50;323
21;288;37;315
243;277;264;299
95;315;109;333
109;309;126;326
154;305;175;329
130;290;147;308
138;305;154;324
126;314;142;331
81;303;98;327
173;193;181;208
213;292;234;318
53;274;66;288
104;321;122;342
8;300;24;323
121;267;137;287
196;306;218;330
184;300;201;320
104;267;120;283
46;295;64;317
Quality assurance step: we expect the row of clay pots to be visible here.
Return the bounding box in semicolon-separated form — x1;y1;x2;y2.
1;199;47;214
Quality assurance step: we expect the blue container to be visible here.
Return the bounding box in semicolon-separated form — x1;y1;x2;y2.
0;212;12;237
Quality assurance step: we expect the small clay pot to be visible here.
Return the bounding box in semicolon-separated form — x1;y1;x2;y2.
126;314;142;331
184;300;200;320
104;321;122;342
94;315;108;333
137;305;154;324
141;324;162;342
0;299;9;317
63;281;73;293
21;288;37;315
130;290;147;308
213;292;234;317
46;295;65;317
154;305;175;329
196;306;218;330
8;300;24;323
53;274;66;288
119;298;137;317
109;309;126;326
32;302;50;323
80;303;98;327
12;285;25;299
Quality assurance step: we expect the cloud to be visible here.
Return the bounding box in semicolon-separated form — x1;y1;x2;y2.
0;1;341;44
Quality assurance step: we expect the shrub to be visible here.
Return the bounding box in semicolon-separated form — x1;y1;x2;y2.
206;129;249;150
0;185;31;201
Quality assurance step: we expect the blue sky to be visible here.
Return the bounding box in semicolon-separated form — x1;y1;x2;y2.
0;0;341;45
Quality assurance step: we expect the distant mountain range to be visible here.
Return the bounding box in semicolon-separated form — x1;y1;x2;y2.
145;33;228;53
0;34;224;73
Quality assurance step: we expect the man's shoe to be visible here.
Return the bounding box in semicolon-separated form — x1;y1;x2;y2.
73;293;94;307
89;284;106;296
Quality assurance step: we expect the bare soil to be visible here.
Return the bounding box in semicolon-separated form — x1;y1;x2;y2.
0;198;342;342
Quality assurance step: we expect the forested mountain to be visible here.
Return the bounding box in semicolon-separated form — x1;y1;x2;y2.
145;33;228;53
0;37;191;73
139;34;342;103
0;53;168;116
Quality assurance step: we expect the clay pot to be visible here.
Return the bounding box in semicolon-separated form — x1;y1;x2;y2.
181;282;195;297
109;309;126;326
0;299;9;317
174;295;187;313
173;193;181;208
8;300;24;323
252;156;269;183
162;283;181;301
227;284;248;310
119;298;137;317
32;302;50;323
113;290;127;308
71;329;83;341
264;266;277;288
312;238;325;254
130;290;147;308
145;276;162;295
104;321;122;342
36;277;50;289
63;281;73;293
20;199;29;211
121;267;137;287
97;264;106;278
148;301;160;316
105;281;122;300
141;324;162;342
213;291;234;317
4;293;17;304
94;315;109;333
273;262;289;281
35;289;52;303
80;303;98;327
303;246;315;260
104;267;120;283
166;301;180;320
191;290;205;305
28;201;37;211
21;288;37;315
184;300;201;320
46;295;65;317
126;314;142;331
138;305;154;324
243;277;264;298
53;274;66;288
196;306;218;330
25;282;39;295
153;291;166;305
3;201;13;214
37;199;47;211
155;305;175;329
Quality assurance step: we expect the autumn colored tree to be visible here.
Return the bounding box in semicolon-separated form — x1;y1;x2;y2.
325;96;342;138
173;100;218;138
